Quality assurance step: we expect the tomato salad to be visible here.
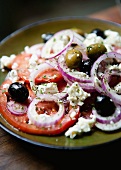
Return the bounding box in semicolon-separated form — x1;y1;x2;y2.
0;28;121;139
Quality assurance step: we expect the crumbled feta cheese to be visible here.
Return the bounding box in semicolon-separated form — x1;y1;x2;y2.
114;82;121;94
67;82;90;106
3;83;10;89
51;35;69;53
29;54;38;69
83;30;121;53
83;33;104;46
65;114;96;139
37;82;59;94
7;70;18;82
108;63;121;71
0;54;16;69
104;30;121;47
69;70;89;79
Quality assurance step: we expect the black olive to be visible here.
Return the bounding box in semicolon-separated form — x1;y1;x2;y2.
91;28;106;39
79;59;93;76
94;95;116;117
41;33;54;43
8;82;29;102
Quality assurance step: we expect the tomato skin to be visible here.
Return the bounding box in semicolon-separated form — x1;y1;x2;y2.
0;79;80;136
35;68;63;84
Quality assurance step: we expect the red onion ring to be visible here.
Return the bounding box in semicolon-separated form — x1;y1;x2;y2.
41;29;88;60
95;120;121;131
7;100;27;115
92;105;121;124
91;52;121;94
58;54;92;83
92;105;121;131
41;29;74;59
29;62;68;99
102;69;121;105
27;94;65;127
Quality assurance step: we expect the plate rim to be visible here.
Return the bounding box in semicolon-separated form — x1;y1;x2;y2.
0;16;121;150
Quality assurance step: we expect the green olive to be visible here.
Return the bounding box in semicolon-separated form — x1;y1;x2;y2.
87;43;107;61
65;49;82;69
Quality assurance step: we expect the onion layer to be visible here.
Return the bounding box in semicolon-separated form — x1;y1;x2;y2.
27;94;65;127
7;100;27;115
92;105;121;131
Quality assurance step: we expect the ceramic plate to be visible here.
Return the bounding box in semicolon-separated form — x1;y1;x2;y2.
0;16;121;150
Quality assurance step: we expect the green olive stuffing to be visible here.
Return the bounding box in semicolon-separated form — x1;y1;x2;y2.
65;49;82;69
87;43;107;61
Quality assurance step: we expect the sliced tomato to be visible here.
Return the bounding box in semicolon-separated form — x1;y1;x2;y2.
10;53;31;70
35;68;63;84
0;79;80;135
36;101;59;115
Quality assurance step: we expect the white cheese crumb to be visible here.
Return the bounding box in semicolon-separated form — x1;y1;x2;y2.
83;33;104;46
67;82;90;106
104;30;121;47
7;70;18;82
37;82;59;94
114;82;121;94
65;114;96;139
0;54;16;69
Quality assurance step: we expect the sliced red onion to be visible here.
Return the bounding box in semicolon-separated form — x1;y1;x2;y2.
92;105;121;131
92;105;121;124
29;62;54;94
41;29;88;60
29;62;68;99
46;57;59;70
91;52;121;93
41;29;74;59
7;100;27;115
58;54;92;83
95;120;121;131
27;94;65;127
73;32;89;60
78;82;96;92
102;69;121;105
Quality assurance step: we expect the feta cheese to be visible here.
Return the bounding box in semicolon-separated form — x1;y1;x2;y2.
37;82;59;94
104;30;121;47
69;70;89;79
0;54;16;70
67;82;90;106
114;82;121;94
29;54;38;69
3;83;10;89
83;33;104;46
7;70;18;82
65;114;96;139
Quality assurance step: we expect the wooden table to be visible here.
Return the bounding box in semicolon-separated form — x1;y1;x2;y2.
0;6;121;170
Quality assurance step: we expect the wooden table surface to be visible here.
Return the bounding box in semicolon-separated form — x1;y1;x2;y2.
0;6;121;170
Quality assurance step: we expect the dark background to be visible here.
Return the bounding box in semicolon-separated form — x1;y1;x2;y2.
0;0;116;41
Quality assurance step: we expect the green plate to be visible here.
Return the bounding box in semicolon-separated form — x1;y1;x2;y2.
0;16;121;150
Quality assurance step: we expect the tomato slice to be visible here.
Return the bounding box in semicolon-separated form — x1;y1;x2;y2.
0;79;80;135
10;53;31;70
35;68;63;84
